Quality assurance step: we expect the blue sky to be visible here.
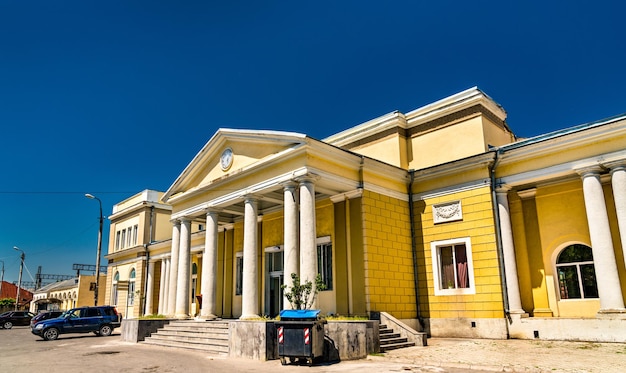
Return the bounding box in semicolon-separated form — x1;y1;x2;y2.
1;1;624;285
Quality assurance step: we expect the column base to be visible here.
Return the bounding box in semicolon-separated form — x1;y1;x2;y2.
239;314;260;320
174;313;191;320
597;308;626;319
532;308;554;317
197;313;218;320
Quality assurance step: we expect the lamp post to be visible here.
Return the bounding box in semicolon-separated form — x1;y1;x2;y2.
85;193;103;306
13;247;25;311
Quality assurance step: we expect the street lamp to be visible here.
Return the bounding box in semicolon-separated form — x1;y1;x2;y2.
85;193;103;306
13;247;25;311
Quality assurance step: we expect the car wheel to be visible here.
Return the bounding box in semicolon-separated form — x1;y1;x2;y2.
43;327;59;341
3;321;12;329
98;325;112;337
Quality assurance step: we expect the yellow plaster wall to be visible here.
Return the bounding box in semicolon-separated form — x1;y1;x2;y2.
409;116;487;170
349;133;408;169
361;190;416;319
416;186;504;319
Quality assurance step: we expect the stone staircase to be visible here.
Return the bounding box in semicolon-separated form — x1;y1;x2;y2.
142;320;229;355
379;323;416;352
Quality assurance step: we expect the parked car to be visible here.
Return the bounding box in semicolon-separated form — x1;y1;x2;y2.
0;311;36;329
31;306;121;341
30;311;63;328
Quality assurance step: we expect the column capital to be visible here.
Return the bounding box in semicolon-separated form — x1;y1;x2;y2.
495;183;512;194
204;209;221;217
281;181;298;190
575;165;603;178
517;188;537;200
296;173;320;185
606;161;626;174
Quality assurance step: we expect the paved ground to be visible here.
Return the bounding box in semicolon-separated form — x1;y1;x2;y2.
2;326;625;372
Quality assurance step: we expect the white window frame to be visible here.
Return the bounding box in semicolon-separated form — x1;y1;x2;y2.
431;237;476;296
316;236;333;291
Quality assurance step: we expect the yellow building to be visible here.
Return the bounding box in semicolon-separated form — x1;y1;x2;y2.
30;275;106;312
105;88;626;341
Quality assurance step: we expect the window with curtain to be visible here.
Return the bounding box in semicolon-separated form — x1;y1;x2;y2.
431;237;475;295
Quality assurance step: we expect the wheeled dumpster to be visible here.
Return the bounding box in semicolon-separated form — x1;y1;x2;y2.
276;309;327;366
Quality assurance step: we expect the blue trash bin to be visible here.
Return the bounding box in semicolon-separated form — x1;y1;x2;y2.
276;309;326;366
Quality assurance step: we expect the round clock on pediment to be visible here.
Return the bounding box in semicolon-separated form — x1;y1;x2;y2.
220;147;233;171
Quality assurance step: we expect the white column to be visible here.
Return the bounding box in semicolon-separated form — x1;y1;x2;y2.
579;168;626;313
610;164;626;269
201;210;219;319
240;197;259;319
299;178;318;309
158;259;167;314
175;219;192;318
283;182;299;310
496;188;524;314
145;260;155;315
167;221;181;316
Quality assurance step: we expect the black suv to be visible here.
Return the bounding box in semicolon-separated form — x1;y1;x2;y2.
0;311;36;329
31;306;121;341
30;311;63;328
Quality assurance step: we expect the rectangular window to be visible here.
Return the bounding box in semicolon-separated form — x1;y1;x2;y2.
127;227;133;247
317;239;333;291
133;225;138;246
115;231;121;250
235;253;243;296
431;237;475;295
121;229;126;249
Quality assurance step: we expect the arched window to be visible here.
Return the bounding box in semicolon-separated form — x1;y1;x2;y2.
191;263;198;303
128;268;136;306
556;244;598;299
111;272;119;306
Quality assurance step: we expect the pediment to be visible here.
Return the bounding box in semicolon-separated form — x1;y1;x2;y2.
163;129;308;202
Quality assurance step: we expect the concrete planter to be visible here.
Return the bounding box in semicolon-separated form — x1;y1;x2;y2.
228;319;379;361
121;318;171;342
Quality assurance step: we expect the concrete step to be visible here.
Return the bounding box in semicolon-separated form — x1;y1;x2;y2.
380;336;409;345
142;338;229;354
379;332;401;340
380;340;416;352
141;320;230;355
155;329;228;339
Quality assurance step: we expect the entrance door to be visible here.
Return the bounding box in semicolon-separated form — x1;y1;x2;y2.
269;273;284;317
265;249;284;317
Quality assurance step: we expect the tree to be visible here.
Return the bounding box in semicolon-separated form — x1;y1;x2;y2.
0;298;15;307
281;273;326;310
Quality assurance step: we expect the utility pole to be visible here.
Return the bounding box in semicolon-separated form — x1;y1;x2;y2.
13;247;25;311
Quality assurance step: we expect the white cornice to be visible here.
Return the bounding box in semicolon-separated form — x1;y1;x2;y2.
413;178;491;201
405;87;507;127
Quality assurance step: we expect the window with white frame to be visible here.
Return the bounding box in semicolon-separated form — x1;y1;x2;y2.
556;244;598;299
133;225;138;246
191;263;198;303
121;229;126;249
235;253;243;296
316;238;333;291
128;268;136;306
127;227;133;247
111;272;119;306
115;231;121;251
431;237;475;295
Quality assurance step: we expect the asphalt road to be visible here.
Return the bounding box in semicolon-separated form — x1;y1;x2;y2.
0;326;485;373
